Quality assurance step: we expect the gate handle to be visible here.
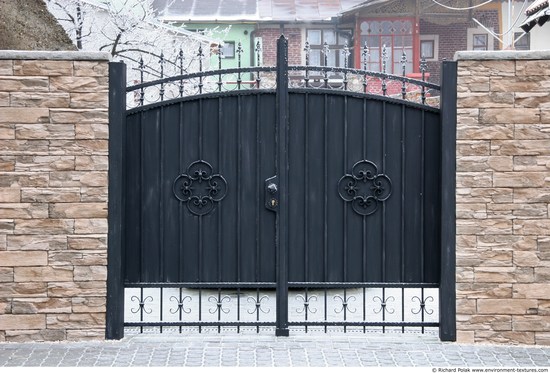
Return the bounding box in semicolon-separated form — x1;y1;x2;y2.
265;176;279;212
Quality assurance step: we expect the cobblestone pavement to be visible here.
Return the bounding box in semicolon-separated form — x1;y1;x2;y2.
1;332;550;367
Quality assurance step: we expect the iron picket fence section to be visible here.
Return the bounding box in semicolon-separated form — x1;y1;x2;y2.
107;36;456;340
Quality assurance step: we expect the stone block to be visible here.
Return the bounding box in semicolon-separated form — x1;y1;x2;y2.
0;282;47;298
66;329;105;341
543;110;550;124
491;76;548;93
49;203;108;218
0;251;47;267
21;187;81;203
475;267;533;283
457;156;513;172
0;92;8;107
456;172;493;188
49;171;107;187
15;155;75;172
0;60;13;75
515;124;550;139
0;220;14;234
74;61;108;77
514;219;550;236
539;238;550;260
49;109;108;124
73;266;107;281
456;203;487;219
456;330;475;344
0;140;49;156
0;314;45;330
515;92;550;109
74;219;107;234
0;203;48;219
14;219;74;235
7;235;67;251
47;281;106;297
13;60;73;76
492;140;550;156
457;250;512;267
72;297;106;313
514;188;550;203
80;187;108;202
70;92;108;109
0;157;15;171
535;332;550;345
456;188;513;204
539;301;550;316
487;203;548;219
457;298;476;314
15;124;75;140
513;156;550;171
480;108;540;124
457;124;513;140
456;235;476;249
457;140;490;156
493;172;548;187
0;268;13;282
457;75;490;92
513;284;550;299
0;108;49;124
474;330;535;345
0;234;5;250
477;299;538;315
0;172;49;188
477;235;537;251
50;76;108;93
0;77;49;92
457;219;513;235
75;123;108;139
456;268;474;282
67;235;107;250
513;251;541;267
536;267;550;282
512;316;550;332
457;108;480;125
14;266;73;282
49;251;107;266
459;315;512;331
516;60;550;76
0;299;11;313
12;298;72;314
10;92;70;108
457;92;514;108
0;123;14;139
75;156;108;171
47;313;105;329
0;187;20;202
49;140;108;156
5;329;66;342
456;283;512;299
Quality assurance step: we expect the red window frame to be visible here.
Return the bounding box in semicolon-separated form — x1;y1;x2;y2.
354;17;420;74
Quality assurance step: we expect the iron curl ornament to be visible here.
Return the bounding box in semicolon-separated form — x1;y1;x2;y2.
173;160;227;216
338;160;392;216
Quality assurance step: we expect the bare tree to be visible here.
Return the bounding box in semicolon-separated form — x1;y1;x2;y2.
46;0;227;82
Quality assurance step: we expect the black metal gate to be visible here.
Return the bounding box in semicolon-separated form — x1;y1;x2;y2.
106;36;457;340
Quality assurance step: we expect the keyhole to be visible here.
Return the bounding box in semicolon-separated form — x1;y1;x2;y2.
271;199;277;207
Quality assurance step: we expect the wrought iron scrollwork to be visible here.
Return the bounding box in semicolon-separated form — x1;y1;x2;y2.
208;294;231;314
247;295;270;315
338;160;392;216
173;160;227;216
170;294;192;314
412;295;435;315
296;294;318;314
373;294;395;315
334;294;357;314
130;295;153;314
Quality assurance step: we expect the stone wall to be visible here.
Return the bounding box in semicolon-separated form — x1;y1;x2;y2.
456;50;550;345
0;51;110;341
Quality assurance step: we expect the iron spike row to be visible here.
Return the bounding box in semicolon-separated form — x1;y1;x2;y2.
139;56;144;105
178;49;184;97
401;50;407;99
159;52;165;101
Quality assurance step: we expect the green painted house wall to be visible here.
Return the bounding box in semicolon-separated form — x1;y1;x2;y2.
184;23;257;68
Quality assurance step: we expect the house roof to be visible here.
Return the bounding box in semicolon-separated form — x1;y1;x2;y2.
155;0;367;22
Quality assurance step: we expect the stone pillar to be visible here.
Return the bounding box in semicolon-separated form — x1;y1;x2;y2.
0;51;110;341
456;50;550;345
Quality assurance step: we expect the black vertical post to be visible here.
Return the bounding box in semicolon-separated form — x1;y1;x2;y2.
106;62;126;340
439;60;457;342
275;35;290;337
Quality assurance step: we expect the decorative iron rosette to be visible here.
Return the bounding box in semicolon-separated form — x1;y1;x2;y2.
173;160;227;216
338;160;392;216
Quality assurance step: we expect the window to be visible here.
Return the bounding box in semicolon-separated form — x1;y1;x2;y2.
467;27;494;51
419;35;439;61
221;41;235;58
514;32;530;50
306;29;352;67
359;19;414;74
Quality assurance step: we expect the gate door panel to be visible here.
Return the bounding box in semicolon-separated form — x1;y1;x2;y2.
124;93;278;284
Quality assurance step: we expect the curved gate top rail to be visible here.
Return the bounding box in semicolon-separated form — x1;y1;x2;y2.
125;41;441;109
